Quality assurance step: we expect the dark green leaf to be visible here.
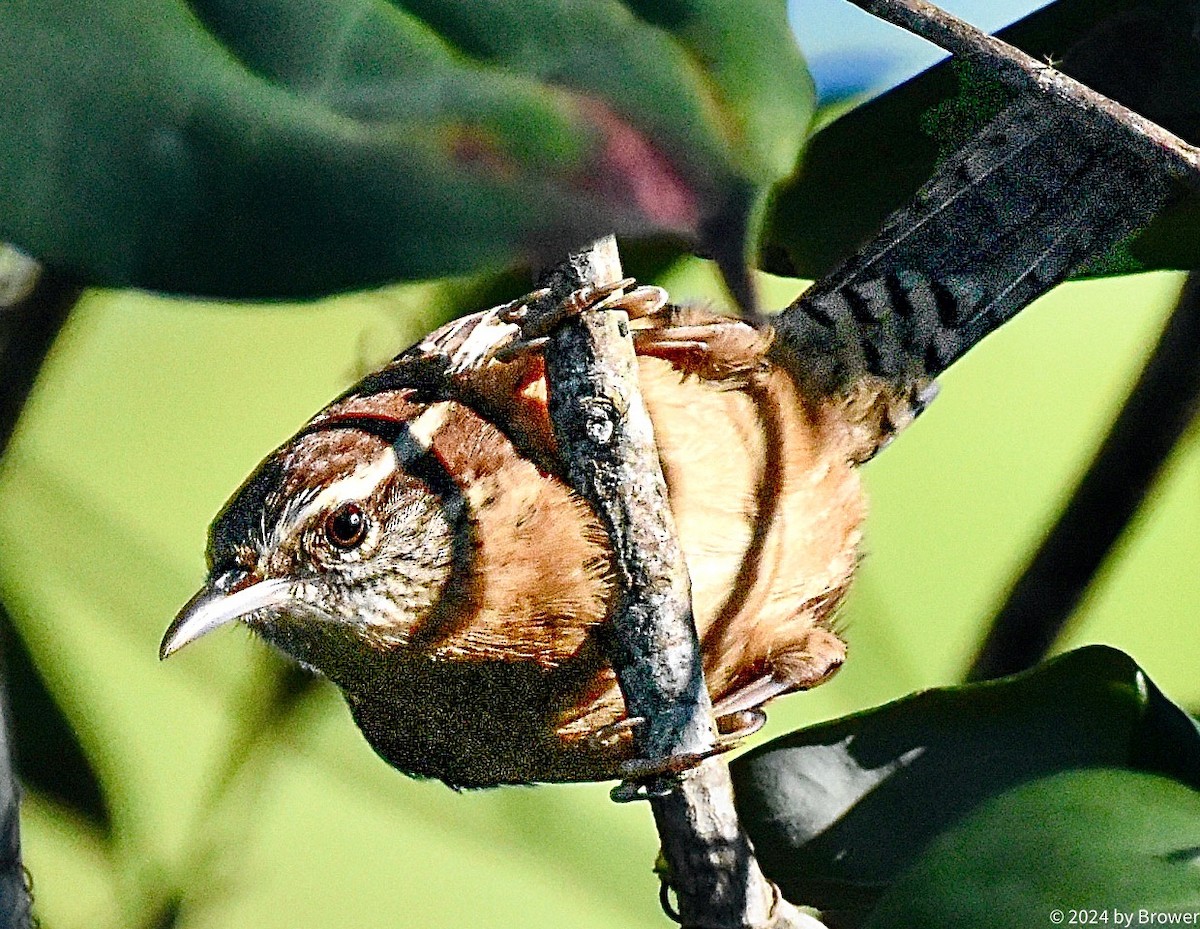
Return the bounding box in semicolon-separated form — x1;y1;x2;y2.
864;769;1200;929
730;646;1200;925
0;0;811;298
762;0;1200;281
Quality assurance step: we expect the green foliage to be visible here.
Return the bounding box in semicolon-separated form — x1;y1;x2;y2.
732;646;1200;926
866;770;1200;928
0;0;811;298
918;60;1015;163
2;598;109;834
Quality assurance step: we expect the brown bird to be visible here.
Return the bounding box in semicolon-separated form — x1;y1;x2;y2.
161;99;1170;788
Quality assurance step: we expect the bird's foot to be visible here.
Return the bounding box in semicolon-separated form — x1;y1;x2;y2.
434;280;669;373
632;319;773;383
595;709;767;802
491;279;669;362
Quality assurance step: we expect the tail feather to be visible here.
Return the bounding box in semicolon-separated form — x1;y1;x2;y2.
772;98;1174;397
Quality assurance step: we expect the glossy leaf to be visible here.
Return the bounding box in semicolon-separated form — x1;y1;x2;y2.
864;769;1200;929
763;0;1200;280
730;646;1200;925
0;0;811;298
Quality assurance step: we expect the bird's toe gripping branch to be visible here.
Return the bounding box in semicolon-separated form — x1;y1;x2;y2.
589;708;768;803
492;279;670;363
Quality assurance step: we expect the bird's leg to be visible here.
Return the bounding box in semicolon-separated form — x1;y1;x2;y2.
415;287;551;377
501;278;669;330
586;714;647;750
606;713;767;801
711;626;847;723
716;708;768;739
425;278;671;375
632;316;774;384
598;628;844;794
545;278;667;322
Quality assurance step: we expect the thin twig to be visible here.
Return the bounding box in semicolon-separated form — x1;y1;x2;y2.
539;237;817;928
967;271;1200;681
845;0;1200;193
0;246;83;929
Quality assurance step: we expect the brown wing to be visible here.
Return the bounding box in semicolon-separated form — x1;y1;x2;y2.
635;309;865;697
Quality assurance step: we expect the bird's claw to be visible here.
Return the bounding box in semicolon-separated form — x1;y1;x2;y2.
558;278;669;326
494;287;553;325
715;707;768;740
492;279;669;362
599;708;767;802
492;335;550;364
435;279;670;375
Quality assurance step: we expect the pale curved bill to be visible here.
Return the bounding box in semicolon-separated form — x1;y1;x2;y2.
160;578;296;660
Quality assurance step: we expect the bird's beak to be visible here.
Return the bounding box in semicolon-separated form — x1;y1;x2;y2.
160;574;295;660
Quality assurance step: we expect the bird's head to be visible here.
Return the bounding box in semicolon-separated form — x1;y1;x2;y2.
160;406;463;684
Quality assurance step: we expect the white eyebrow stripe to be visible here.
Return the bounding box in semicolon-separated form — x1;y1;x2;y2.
406;401;451;451
274;448;397;546
270;402;453;548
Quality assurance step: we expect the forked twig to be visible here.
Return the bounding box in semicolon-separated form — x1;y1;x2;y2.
846;0;1200;192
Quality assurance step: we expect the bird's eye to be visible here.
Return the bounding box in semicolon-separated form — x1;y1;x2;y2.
325;502;368;549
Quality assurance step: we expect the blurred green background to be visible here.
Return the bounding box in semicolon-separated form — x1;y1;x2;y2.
3;258;1197;928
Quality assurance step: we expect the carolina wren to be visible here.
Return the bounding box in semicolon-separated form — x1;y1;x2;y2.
162;281;904;786
160;99;1169;788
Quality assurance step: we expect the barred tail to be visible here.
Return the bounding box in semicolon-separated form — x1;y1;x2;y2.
772;98;1173;397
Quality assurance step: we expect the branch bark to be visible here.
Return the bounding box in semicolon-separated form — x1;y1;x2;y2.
538;239;709;781
845;0;1200;192
967;271;1200;681
538;237;819;929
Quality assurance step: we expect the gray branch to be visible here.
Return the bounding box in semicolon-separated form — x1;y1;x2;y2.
846;0;1200;192
538;237;819;928
538;239;709;772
